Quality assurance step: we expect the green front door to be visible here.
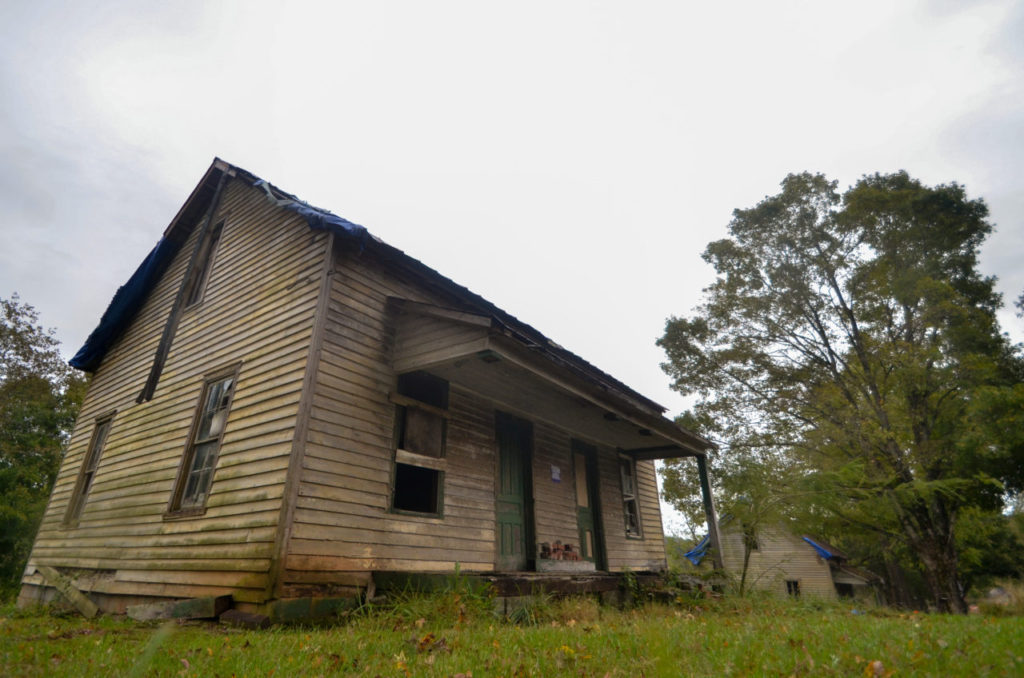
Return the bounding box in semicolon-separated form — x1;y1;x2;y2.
573;440;605;569
496;412;533;571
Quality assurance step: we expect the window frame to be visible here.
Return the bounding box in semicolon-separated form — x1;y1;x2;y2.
619;455;643;539
389;371;449;517
743;525;760;552
786;579;801;597
63;412;115;527
166;364;240;518
183;220;225;309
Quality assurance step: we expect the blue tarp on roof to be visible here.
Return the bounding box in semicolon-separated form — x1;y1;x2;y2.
684;535;710;566
69;173;371;373
802;537;836;560
70;237;179;372
251;179;369;245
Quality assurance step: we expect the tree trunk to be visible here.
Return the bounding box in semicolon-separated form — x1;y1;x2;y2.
892;492;967;613
880;538;916;609
739;543;752;596
918;543;967;614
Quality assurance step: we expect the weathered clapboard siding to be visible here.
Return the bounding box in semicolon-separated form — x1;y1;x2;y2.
282;246;501;583
720;527;836;598
532;422;579;550
25;177;329;603
281;245;670;581
599;454;667;572
392;312;489;372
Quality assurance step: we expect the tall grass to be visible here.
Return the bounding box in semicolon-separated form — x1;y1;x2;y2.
2;591;1022;677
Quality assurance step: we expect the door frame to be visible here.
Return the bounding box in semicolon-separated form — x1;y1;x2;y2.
572;439;607;571
494;411;535;571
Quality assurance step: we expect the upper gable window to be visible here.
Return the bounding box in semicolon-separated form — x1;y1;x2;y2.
168;368;238;515
184;221;224;308
64;415;114;526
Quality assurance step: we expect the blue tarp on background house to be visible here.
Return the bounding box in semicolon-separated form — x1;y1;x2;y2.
802;537;836;560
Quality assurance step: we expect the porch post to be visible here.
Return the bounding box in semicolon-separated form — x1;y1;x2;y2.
696;453;724;570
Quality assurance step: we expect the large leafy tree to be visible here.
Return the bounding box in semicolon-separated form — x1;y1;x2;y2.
658;172;1023;613
0;295;85;599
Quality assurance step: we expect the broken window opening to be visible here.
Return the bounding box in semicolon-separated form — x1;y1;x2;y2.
392;463;442;514
184;221;224;308
392;371;448;515
64;415;114;525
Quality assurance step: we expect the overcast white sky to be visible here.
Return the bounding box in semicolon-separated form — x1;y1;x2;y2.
2;1;1022;532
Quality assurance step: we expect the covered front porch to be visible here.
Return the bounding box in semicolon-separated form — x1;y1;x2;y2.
390;298;723;573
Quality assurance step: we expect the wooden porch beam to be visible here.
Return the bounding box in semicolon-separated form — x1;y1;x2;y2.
696;453;724;570
622;444;698;460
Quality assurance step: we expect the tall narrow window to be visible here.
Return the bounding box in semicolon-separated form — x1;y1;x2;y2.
743;525;760;552
184;221;223;307
786;580;801;597
64;415;113;525
169;369;238;514
619;456;642;537
391;371;448;515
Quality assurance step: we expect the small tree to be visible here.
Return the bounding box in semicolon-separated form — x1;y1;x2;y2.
659;173;1023;613
661;412;803;595
0;295;85;599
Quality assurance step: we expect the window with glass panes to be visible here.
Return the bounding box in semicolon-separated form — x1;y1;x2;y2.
64;415;113;525
619;456;642;537
169;371;237;513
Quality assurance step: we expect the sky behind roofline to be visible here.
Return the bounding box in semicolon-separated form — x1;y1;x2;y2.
2;1;1022;535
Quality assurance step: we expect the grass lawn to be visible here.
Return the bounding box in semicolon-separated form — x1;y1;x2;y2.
2;592;1022;677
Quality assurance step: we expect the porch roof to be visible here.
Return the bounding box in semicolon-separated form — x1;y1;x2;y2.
392;298;710;457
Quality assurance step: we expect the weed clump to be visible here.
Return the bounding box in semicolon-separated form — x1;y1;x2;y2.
975;579;1024;616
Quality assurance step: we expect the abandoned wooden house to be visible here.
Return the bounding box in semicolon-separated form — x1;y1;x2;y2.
19;158;718;616
690;526;880;602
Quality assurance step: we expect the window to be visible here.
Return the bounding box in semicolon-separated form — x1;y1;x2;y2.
835;582;854;599
64;415;113;525
619;456;642;537
743;526;760;552
786;579;801;597
168;369;238;514
184;221;224;308
391;371;448;515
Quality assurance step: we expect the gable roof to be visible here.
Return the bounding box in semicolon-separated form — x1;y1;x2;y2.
802;536;848;561
71;158;712;453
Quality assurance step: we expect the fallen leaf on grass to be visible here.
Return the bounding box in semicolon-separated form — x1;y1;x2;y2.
865;660;884;677
417;632;436;652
